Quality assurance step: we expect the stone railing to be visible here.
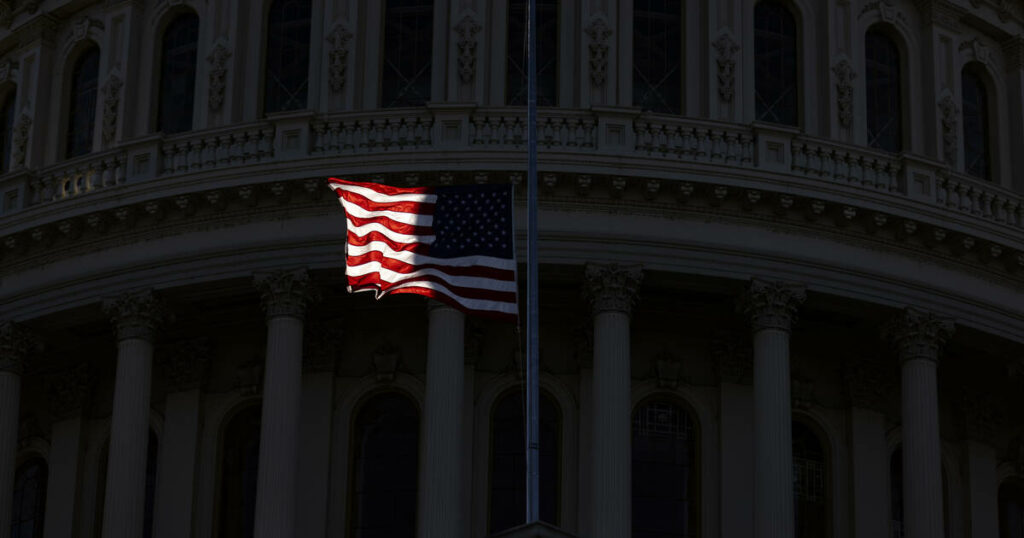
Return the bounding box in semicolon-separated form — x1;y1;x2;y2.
2;105;1022;243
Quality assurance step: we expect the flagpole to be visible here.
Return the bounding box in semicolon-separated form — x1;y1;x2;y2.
525;0;541;525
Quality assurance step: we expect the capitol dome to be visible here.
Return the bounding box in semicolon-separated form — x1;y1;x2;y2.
0;1;1023;538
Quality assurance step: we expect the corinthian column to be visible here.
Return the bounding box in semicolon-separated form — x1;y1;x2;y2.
583;263;642;538
0;322;35;538
418;300;465;538
253;269;317;538
740;279;805;538
885;308;954;538
101;291;166;538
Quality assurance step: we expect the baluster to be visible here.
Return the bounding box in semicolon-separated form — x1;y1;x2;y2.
161;145;175;174
791;143;806;173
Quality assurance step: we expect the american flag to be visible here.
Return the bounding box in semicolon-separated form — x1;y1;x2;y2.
327;178;519;320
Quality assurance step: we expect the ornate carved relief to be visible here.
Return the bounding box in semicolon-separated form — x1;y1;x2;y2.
326;24;353;93
162;338;210;390
70;17;104;44
860;1;908;28
584;17;612;87
960;387;999;444
960;38;996;72
11;113;30;169
712;31;740;102
103;289;167;342
938;94;959;166
254;268;318;320
453;14;481;85
713;330;752;384
832;59;856;128
206;39;231;112
0;321;36;375
101;72;122;144
583;263;643;316
0;59;17;85
48;364;91;418
738;278;806;332
842;355;889;411
883;307;954;362
305;319;342;372
235;356;263;396
653;351;683;389
372;342;401;382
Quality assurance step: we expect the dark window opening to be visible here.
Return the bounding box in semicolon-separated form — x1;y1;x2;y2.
264;0;311;114
11;458;47;538
632;400;699;538
754;1;798;126
488;390;560;533
0;92;16;172
382;0;434;107
506;0;558;106
962;67;991;180
633;0;682;114
158;13;199;134
865;29;902;152
66;46;100;158
793;421;827;538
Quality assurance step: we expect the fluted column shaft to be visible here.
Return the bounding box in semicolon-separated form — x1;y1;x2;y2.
741;279;805;538
101;292;164;538
0;322;33;538
418;301;465;538
253;270;316;538
584;264;642;538
886;308;953;538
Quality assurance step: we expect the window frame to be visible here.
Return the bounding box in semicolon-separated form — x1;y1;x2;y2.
63;43;101;159
752;0;801;127
863;25;905;153
632;0;685;114
262;0;313;115
961;63;994;181
155;10;201;134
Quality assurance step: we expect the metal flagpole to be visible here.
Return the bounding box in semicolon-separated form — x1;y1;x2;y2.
525;0;541;525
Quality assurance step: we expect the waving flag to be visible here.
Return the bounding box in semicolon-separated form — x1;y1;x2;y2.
327;178;519;320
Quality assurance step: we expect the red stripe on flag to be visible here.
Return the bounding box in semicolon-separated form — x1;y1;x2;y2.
346;251;515;280
336;188;435;216
328;177;433;195
346;231;431;254
346;214;433;236
347;273;518;303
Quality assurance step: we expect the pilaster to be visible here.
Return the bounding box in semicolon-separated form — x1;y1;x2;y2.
42;364;89;538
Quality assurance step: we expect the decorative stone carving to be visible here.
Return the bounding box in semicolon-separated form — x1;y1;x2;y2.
712;31;740;102
47;364;91;418
372;342;401;382
832;59;856;128
960;387;999;444
653;351;682;389
254;268;318;320
938;94;959;166
162;338;210;390
583;263;643;316
326;24;353;93
304;319;342;372
791;375;815;410
101;72;123;144
11;113;30;169
738;279;806;332
713;330;752;384
584;17;612;87
235;356;264;396
960;38;995;71
883;307;954;362
206;39;231;112
70;17;103;44
0;59;17;85
842;355;889;411
860;1;908;28
0;321;36;375
102;289;167;342
453;14;481;84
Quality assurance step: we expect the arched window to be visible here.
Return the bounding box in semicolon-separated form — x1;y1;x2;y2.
890;446;950;538
633;0;682;114
264;0;311;114
865;29;902;152
506;0;558;106
962;65;991;180
10;458;47;538
1000;480;1024;538
754;0;798;125
489;390;560;533
792;420;828;538
632;399;699;538
349;392;419;537
66;45;100;158
218;405;261;538
382;0;434;108
157;12;199;134
0;91;16;172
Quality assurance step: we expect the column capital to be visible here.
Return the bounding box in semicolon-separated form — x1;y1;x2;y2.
0;321;37;375
103;290;167;342
738;278;806;332
254;268;319;320
160;338;211;391
47;364;92;419
883;307;955;363
583;263;643;316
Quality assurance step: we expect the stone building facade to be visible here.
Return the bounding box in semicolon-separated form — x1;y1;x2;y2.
0;1;1023;538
